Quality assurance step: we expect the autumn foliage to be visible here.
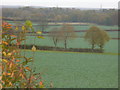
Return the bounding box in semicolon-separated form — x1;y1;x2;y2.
1;21;45;88
84;26;110;50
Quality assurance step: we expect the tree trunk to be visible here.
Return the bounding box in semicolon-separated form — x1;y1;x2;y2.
55;38;58;48
99;44;103;50
53;38;56;48
53;38;57;48
64;39;67;49
92;44;94;50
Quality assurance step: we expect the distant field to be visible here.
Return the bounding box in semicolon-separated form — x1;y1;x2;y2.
33;24;118;32
7;20;118;31
23;36;118;53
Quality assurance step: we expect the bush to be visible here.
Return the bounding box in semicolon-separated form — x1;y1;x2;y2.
1;21;45;88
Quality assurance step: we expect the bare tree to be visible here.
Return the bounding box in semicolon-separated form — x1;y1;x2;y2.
60;24;77;49
49;28;61;48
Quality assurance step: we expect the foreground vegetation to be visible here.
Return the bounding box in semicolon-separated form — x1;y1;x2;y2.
2;21;47;88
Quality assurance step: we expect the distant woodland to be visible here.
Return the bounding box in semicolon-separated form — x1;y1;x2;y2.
2;7;118;25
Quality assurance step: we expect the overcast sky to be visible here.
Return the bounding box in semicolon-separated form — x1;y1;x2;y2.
1;0;119;8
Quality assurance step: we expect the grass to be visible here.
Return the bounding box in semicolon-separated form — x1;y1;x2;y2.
23;50;118;88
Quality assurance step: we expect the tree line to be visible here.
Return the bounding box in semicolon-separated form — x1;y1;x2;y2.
49;24;110;50
2;7;118;26
10;22;110;51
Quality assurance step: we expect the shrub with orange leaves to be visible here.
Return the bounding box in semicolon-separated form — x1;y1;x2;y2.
1;21;46;88
2;21;12;30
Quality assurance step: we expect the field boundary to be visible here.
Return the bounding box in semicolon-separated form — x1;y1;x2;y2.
23;49;120;55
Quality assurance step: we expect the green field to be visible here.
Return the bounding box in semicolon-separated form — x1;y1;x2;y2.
24;50;118;88
33;24;118;32
24;36;118;53
8;21;118;88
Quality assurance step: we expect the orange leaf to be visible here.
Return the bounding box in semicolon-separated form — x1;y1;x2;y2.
16;60;20;62
6;27;12;29
7;73;11;75
25;66;31;71
9;63;13;68
3;72;6;75
2;41;8;45
0;76;2;80
11;72;14;77
10;35;17;37
39;81;43;85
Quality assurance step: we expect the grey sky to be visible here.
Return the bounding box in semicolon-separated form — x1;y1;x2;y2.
1;0;119;8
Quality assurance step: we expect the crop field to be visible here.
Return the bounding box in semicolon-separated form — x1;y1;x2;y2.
23;50;118;88
8;21;119;88
33;24;118;32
